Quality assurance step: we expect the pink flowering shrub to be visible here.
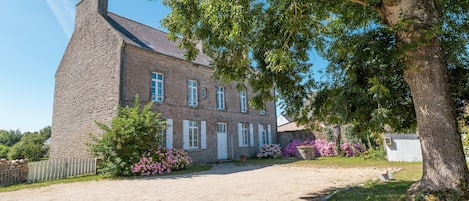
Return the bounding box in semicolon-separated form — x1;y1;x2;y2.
340;143;366;157
282;139;365;158
131;147;192;176
282;140;302;156
314;139;337;157
257;144;282;158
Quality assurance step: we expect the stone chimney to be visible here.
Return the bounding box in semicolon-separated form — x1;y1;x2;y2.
75;0;108;29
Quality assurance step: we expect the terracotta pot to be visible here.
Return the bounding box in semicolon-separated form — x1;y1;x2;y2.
240;155;246;162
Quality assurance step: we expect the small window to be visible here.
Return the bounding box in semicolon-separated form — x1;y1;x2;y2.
201;87;207;98
240;90;247;113
151;72;164;102
188;80;198;107
216;86;225;110
260;110;266;115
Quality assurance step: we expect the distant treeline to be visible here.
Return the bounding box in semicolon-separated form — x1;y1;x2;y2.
0;126;51;161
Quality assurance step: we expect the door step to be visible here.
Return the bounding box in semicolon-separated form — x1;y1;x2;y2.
216;160;233;163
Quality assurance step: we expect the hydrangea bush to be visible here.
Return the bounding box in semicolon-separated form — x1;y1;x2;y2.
257;144;282;158
131;147;192;176
282;139;365;158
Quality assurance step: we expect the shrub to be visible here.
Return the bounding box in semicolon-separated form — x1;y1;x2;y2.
340;142;366;157
283;139;367;158
257;144;282;158
0;144;10;158
88;96;166;176
314;139;337;157
131;147;192;176
8;133;46;161
363;147;387;160
282;140;302;157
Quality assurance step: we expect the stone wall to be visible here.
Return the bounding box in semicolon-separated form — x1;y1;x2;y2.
50;0;122;158
0;159;28;186
122;46;278;163
278;130;326;148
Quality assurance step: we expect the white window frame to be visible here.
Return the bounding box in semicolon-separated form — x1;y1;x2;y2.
241;123;249;146
188;80;198;107
201;87;207;98
151;72;164;102
258;124;267;146
217;122;227;134
189;120;199;149
216;86;225;110
240;90;247;113
160;129;166;147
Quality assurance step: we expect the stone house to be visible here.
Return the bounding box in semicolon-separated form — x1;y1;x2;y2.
50;0;277;164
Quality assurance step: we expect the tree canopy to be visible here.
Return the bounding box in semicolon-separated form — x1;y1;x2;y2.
162;0;469;198
162;0;469;136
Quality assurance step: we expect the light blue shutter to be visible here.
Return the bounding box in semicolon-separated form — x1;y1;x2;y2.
166;119;173;148
258;124;263;147
183;120;189;150
249;123;254;146
201;121;207;149
267;124;272;144
238;123;243;147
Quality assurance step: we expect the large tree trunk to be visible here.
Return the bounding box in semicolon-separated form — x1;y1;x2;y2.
379;0;469;199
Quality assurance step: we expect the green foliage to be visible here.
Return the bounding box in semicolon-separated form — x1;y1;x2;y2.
8;133;46;161
0;144;10;158
162;0;469;137
39;126;51;139
363;147;387;160
88;96;166;176
0;129;22;147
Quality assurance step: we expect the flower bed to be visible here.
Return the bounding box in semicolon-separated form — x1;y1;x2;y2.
282;139;365;158
131;147;192;176
257;144;282;159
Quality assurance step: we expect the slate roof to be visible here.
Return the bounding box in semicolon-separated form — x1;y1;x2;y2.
105;12;211;67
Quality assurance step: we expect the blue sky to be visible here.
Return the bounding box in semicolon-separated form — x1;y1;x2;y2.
0;0;327;132
0;0;170;132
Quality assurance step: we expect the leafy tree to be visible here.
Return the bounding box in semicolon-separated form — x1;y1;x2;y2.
0;144;10;158
0;129;22;146
88;96;166;176
8;133;46;161
162;0;469;198
39;126;51;140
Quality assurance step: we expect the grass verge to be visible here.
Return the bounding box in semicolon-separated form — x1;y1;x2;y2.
0;165;212;193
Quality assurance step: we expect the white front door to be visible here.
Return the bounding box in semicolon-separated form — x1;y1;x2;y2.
217;123;228;160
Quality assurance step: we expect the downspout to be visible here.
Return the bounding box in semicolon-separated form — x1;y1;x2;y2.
119;41;126;107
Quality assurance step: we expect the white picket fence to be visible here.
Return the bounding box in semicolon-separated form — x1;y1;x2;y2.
28;158;97;183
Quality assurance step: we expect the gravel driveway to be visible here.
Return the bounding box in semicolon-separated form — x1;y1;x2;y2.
0;163;386;201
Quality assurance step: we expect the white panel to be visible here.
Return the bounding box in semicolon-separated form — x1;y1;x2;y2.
182;120;189;150
166;119;173;148
267;124;272;144
238;123;243;147
249;123;254;146
201;121;207;149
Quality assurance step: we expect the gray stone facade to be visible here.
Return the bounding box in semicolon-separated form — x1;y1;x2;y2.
51;0;277;163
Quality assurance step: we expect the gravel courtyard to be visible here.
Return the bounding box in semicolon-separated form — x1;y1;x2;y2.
0;163;386;201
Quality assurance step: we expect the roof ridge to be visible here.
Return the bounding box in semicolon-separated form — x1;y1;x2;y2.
107;12;169;35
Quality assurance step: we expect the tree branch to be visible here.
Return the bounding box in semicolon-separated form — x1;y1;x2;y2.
348;0;385;21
